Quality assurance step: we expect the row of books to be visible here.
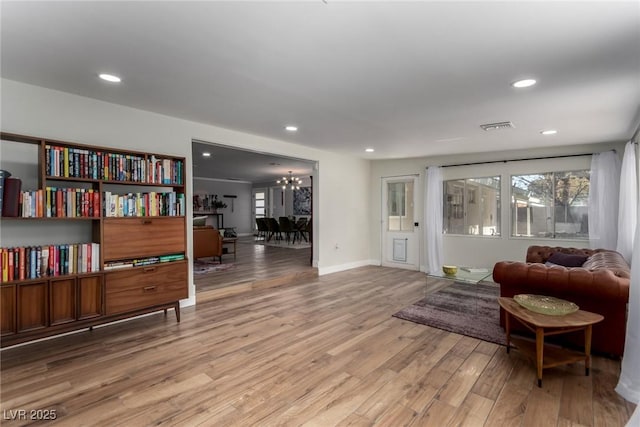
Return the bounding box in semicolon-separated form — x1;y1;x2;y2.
104;191;185;217
14;187;101;218
7;189;185;218
45;145;184;185
104;253;185;270
0;243;100;282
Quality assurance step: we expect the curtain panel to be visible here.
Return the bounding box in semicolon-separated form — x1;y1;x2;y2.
588;151;621;250
425;166;443;274
616;141;638;263
616;210;640;406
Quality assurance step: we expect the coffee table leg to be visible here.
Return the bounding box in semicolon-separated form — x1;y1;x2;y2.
536;327;544;387
585;325;593;376
505;311;511;354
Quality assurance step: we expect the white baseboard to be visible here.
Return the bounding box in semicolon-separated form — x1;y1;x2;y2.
181;295;196;307
318;259;379;276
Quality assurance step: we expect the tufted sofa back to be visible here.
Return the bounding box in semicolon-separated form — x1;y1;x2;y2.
526;245;600;263
525;245;630;279
581;251;630;279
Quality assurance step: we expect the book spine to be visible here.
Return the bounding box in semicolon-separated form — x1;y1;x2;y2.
7;248;14;282
2;178;22;217
18;247;25;280
1;249;7;283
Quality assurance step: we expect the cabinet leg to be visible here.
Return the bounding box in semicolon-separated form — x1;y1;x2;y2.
175;302;181;322
164;309;168;316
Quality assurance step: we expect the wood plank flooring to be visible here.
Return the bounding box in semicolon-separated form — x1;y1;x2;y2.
1;265;634;426
194;235;314;295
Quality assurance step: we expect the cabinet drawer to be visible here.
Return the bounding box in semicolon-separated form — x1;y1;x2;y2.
105;262;187;315
103;217;185;261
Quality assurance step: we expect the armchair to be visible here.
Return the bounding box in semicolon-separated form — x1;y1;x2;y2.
193;226;223;262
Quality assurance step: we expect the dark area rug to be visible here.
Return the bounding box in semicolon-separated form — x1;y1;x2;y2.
393;282;506;346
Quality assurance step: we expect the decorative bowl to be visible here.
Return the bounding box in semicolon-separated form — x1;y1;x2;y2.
442;265;457;275
514;294;579;316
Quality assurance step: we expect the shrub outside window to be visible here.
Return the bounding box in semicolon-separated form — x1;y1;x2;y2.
511;171;590;239
443;176;500;236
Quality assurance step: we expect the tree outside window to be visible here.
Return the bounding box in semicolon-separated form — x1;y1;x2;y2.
511;171;590;239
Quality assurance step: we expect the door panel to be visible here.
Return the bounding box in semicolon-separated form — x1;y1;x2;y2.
382;176;420;270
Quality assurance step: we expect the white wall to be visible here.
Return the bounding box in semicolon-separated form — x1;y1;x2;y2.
1;79;372;306
192;177;252;233
370;142;625;271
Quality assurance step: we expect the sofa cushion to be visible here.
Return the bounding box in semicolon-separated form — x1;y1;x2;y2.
547;252;588;267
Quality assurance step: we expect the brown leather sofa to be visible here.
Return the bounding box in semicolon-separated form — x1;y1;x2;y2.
193;226;223;261
493;245;630;357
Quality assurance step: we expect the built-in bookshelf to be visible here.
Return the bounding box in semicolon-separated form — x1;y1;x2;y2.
0;132;188;347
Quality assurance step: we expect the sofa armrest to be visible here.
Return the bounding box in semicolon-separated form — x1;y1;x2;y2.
493;261;629;301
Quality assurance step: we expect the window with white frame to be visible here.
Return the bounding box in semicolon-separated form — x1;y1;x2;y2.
511;170;590;239
387;180;414;231
443;176;500;236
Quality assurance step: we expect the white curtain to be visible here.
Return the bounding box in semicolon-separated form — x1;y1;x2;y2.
616;204;640;408
617;142;638;264
589;151;621;250
425;166;443;273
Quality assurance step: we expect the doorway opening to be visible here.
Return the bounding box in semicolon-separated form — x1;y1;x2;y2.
191;140;317;299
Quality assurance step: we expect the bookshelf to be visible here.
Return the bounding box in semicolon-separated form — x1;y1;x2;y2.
0;132;188;347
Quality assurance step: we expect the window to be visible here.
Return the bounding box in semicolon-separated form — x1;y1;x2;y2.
255;192;266;217
254;191;266;232
443;176;500;236
511;170;589;239
387;180;414;231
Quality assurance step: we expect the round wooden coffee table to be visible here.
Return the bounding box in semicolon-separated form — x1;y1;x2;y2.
498;297;604;387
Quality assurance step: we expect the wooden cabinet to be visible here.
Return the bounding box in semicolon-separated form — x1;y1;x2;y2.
0;132;188;347
103;217;186;261
17;281;48;333
78;275;103;320
106;261;187;315
50;278;77;326
1;285;16;336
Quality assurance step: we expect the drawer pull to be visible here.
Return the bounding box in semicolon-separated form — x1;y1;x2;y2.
143;267;157;273
141;219;153;225
143;286;157;292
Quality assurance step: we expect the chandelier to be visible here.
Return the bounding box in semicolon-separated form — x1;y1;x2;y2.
277;171;302;190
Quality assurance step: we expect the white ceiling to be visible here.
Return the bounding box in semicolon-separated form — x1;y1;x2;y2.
2;1;639;162
192;141;314;183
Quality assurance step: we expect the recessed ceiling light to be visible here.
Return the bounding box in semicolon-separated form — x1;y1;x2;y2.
365;148;375;152
541;129;558;135
285;126;298;132
202;152;211;157
99;73;122;83
512;79;536;88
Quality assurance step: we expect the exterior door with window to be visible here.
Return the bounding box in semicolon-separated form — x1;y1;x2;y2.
382;176;420;270
253;188;267;232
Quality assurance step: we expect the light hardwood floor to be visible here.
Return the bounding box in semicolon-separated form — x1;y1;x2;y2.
195;235;315;297
1;265;634;426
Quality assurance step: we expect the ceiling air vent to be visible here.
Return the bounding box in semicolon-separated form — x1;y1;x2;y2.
480;121;515;131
